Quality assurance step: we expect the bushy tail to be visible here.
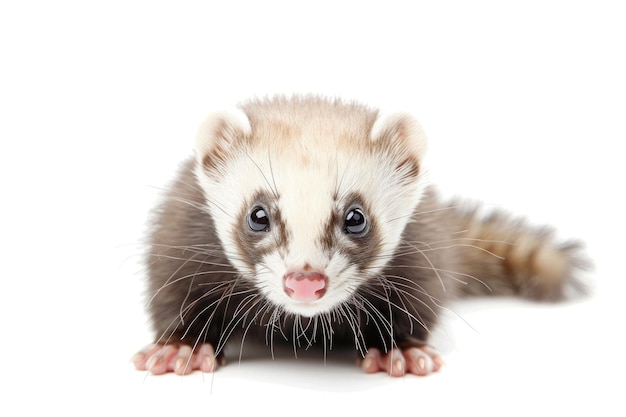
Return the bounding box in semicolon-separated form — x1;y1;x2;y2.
448;203;590;301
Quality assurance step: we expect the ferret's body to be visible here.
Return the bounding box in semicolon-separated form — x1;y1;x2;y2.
133;96;586;376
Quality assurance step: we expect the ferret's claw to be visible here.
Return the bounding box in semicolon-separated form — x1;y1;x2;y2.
360;346;443;377
132;343;218;375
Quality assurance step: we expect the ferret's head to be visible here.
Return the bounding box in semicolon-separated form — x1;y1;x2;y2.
194;96;428;317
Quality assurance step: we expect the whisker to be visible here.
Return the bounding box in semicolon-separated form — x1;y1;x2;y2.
349;294;393;352
238;298;272;363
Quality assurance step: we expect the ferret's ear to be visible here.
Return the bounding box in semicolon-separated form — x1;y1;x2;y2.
195;108;252;170
369;112;428;161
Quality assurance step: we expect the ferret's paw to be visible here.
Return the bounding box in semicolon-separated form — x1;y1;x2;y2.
131;343;218;375
360;346;444;377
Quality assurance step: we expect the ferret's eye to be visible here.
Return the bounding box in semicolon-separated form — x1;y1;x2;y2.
344;208;367;234
248;206;270;232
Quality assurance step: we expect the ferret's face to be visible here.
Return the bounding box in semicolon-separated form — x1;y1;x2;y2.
195;103;428;317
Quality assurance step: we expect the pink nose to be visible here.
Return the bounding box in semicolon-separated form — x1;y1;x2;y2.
283;271;328;301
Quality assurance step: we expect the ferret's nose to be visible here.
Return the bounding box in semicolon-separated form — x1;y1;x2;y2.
283;271;328;301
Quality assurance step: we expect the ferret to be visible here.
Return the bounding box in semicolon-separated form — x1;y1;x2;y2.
132;95;587;377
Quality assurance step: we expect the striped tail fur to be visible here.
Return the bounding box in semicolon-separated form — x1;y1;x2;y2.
436;198;590;301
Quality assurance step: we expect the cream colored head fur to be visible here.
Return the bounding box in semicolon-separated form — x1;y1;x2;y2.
194;96;429;316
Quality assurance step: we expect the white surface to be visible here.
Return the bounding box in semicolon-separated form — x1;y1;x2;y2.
1;1;624;415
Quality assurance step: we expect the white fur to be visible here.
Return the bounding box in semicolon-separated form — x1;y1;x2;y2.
195;104;430;317
194;108;252;165
370;111;429;160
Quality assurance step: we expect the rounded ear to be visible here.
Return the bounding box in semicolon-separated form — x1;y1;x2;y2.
195;108;252;169
369;111;428;161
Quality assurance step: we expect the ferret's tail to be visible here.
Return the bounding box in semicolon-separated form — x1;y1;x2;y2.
446;202;590;301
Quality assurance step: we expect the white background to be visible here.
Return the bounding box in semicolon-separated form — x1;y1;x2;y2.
1;1;624;415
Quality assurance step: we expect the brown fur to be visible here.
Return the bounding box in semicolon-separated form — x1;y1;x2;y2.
144;163;587;355
142;96;588;358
